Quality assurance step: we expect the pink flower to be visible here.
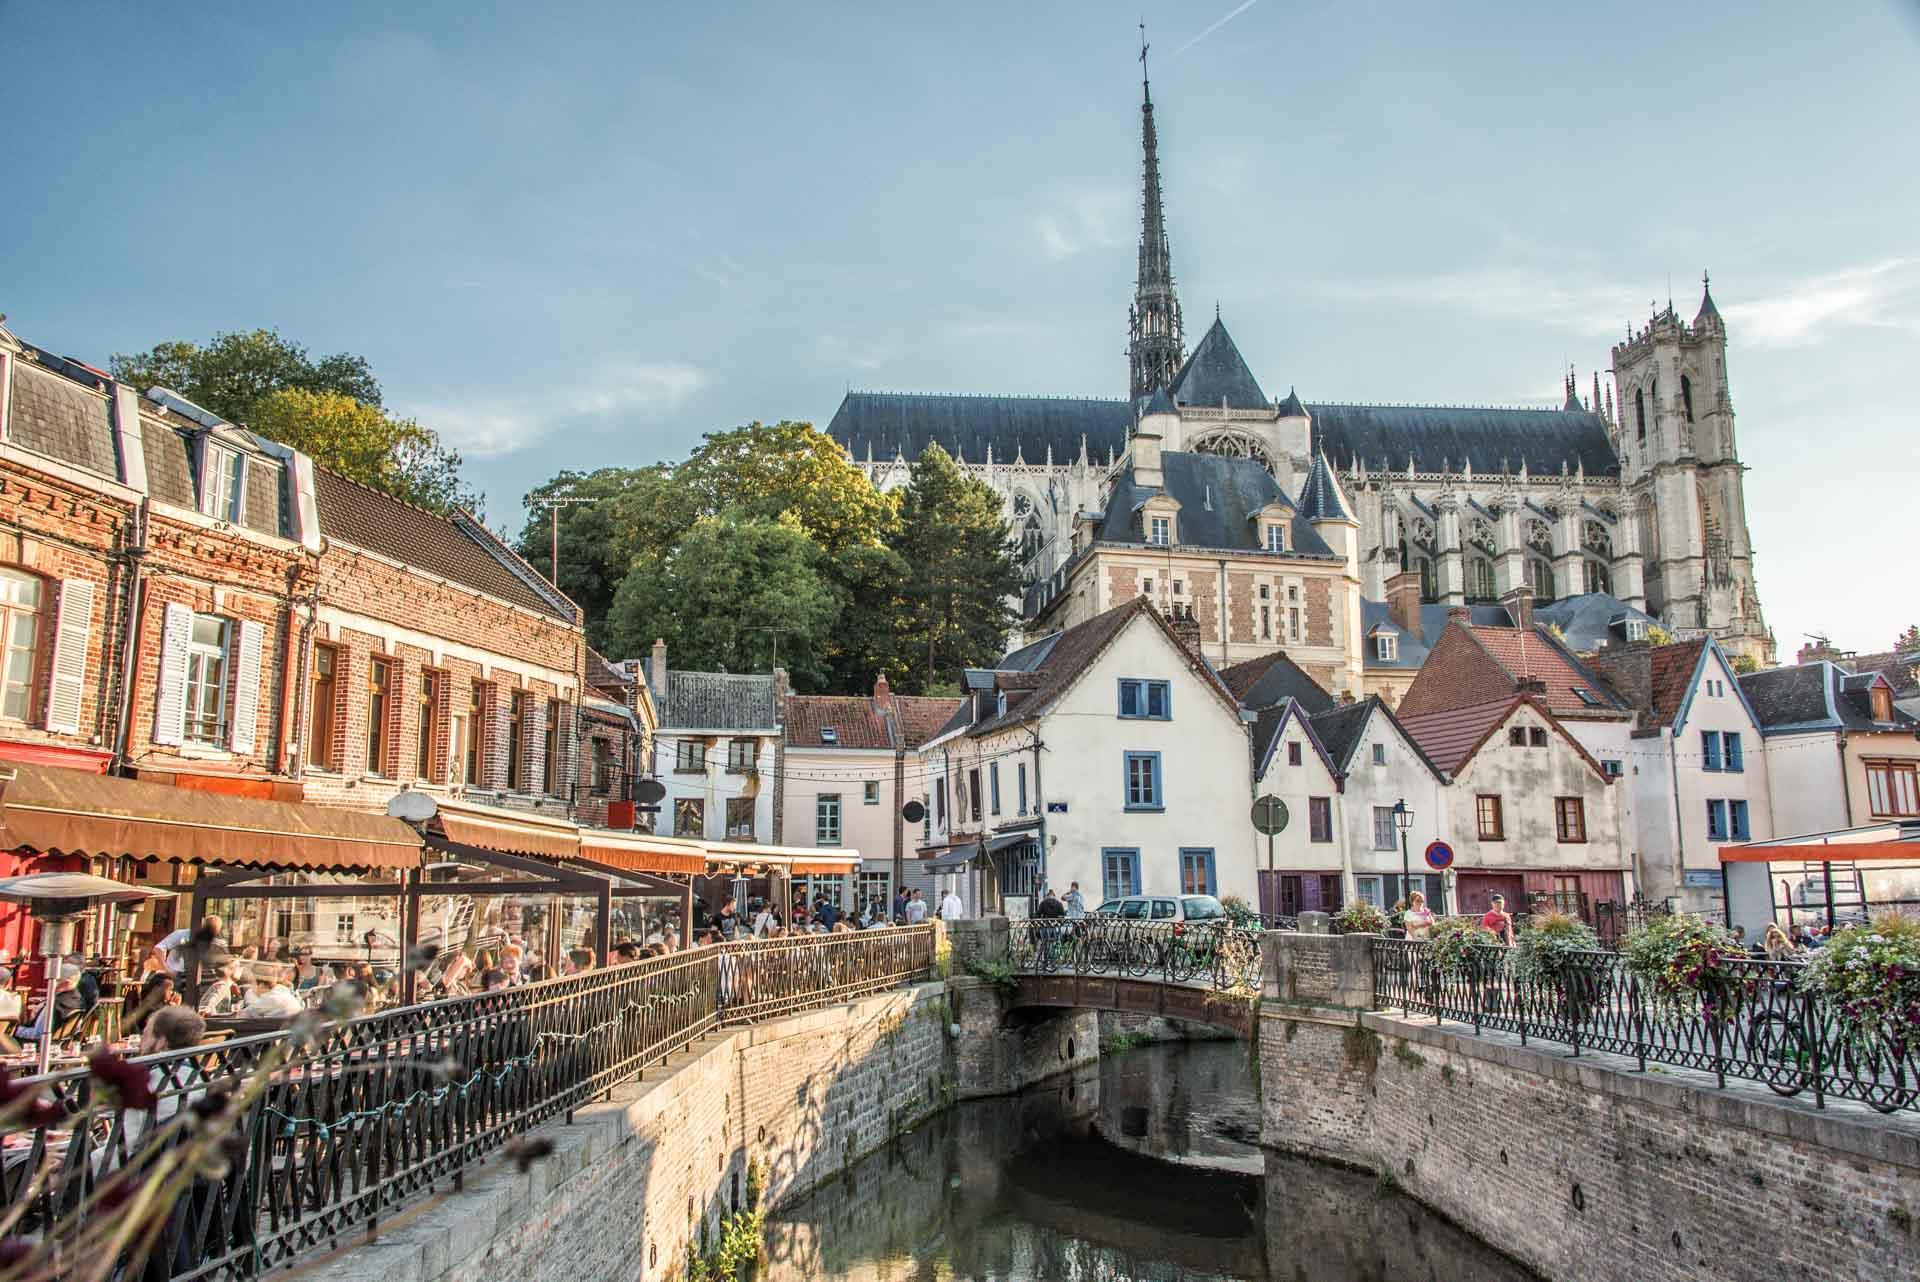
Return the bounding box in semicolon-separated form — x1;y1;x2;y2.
87;1050;156;1112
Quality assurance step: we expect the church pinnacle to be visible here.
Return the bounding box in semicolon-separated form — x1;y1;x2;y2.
1128;24;1185;403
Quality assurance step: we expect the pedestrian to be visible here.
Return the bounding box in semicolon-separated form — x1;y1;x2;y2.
752;902;779;936
1403;890;1435;941
1064;882;1086;919
814;896;839;930
905;890;929;925
716;896;739;939
1036;888;1066;919
939;886;965;922
892;888;908;923
1478;894;1514;946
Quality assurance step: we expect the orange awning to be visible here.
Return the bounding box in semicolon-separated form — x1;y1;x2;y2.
0;764;422;871
1719;840;1920;864
432;804;578;859
578;832;707;876
792;859;861;874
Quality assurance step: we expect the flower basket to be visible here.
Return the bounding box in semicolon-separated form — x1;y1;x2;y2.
1429;917;1501;980
1513;911;1604;1024
1332;901;1388;935
1798;914;1920;1046
1621;912;1751;1023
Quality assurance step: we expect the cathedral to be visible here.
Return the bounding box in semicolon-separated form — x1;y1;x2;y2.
827;62;1773;692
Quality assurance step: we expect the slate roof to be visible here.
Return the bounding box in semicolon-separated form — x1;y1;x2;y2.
784;695;891;750
1219;650;1336;714
1532;593;1659;653
314;468;574;620
1171;318;1269;410
1311;403;1621;478
1841;648;1920;696
826;392;1128;467
1097;452;1339;557
639;663;778;731
1295;451;1354;523
6;360;119;479
1736;661;1915;733
1276;387;1307;417
1307;699;1375;773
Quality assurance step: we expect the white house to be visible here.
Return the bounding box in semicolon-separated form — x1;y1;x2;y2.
1305;697;1452;914
916;598;1254;914
633;640;780;844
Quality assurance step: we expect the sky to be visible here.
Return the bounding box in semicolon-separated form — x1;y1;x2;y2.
3;1;1917;658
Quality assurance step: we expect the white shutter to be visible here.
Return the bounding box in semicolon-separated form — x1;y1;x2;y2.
152;603;193;747
42;579;94;735
227;619;265;756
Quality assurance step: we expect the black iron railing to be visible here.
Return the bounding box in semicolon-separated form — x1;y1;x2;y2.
1372;939;1917;1115
1008;918;1264;993
1;927;935;1281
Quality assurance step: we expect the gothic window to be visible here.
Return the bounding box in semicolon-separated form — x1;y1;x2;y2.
1584;558;1612;596
1528;557;1554;602
1417;558;1436;602
1020;512;1045;566
1468;558;1495;602
1467;519;1495;556
1582;520;1612;560
1013;492;1033;517
1189;432;1275;470
1635;389;1647;444
1681;375;1695;424
1526;519;1551;554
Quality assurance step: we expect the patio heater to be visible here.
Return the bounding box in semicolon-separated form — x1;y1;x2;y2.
0;874;171;1075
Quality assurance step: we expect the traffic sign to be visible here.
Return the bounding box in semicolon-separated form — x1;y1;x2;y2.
1424;839;1454;871
1251;795;1289;836
901;799;926;824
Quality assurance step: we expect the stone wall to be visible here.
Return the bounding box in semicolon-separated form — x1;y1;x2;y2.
1257;933;1920;1282
302;983;951;1282
948;974;1099;1100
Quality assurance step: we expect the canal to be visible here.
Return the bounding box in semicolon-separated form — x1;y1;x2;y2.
765;1039;1539;1281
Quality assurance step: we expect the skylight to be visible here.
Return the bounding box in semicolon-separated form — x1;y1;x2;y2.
820;727;838;744
1572;687;1601;706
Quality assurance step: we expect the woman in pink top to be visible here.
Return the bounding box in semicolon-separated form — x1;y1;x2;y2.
1403;890;1436;941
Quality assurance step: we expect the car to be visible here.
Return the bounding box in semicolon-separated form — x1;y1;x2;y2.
1095;894;1227;924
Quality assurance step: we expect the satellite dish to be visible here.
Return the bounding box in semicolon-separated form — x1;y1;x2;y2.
634;777;667;804
901;799;926;824
386;791;439;822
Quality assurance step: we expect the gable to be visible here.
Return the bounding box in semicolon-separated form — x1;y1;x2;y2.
1043;607;1245;732
1254;700;1340;789
1443;700;1611;787
1669;641;1764;738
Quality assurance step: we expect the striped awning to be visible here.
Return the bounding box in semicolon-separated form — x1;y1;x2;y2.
429;797;579;860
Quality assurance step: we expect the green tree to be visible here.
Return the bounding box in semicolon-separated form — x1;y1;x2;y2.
604;512;842;688
247;389;481;516
894;443;1022;690
515;467;698;650
676;420;895;554
111;328;380;423
1896;625;1920;653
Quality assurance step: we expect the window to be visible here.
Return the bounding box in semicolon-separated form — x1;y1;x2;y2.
1729;799;1750;841
1723;731;1743;772
728;738;755;770
675;740;707;772
1309;796;1332;843
417;669;441;780
1555;796;1587;843
1509;727;1527;747
1265;524;1285;553
545;699;563;795
989;763;1001;815
1635;388;1647;443
1102;848;1141;901
1864;760;1920;818
674;797;705;838
1476;794;1505;841
183;614;230;747
1528;557;1554;602
0;570;41;722
967;767;982;822
1355;875;1384;908
202;444;246;521
1149;516;1170;546
1701;730;1723;771
819;727;838;744
1372;743;1387;766
1602;758;1623;779
1179;849;1216;896
1468;559;1495;601
1123;751;1163;811
1706;799;1728;841
1017;762;1029;814
1375;633;1397;661
863;780;880;805
1584;559;1611;595
1681;374;1694;423
366;658;392;774
1261;604;1272;640
1288;606;1301;643
1319;875;1343;911
1288;741;1303;767
1118;678;1171;719
307;644;337;770
505;691;528;790
1372;806;1396;851
1529;727;1547;747
464;683;486;785
592;738;615;794
1871;687;1894;722
935;777;947;825
1142;577;1154;596
816;794;842;845
1625;618;1648;642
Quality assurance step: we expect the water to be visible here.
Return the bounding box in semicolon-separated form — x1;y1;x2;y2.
765;1040;1539;1282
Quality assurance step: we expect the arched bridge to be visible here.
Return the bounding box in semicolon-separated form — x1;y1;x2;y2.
1005;919;1264;1037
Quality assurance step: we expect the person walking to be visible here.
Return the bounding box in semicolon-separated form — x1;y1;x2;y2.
1403;890;1436;941
1063;882;1086;919
938;887;965;922
905;890;929;925
1478;894;1514;946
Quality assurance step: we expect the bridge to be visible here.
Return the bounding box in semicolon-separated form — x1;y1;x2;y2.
1001;918;1265;1037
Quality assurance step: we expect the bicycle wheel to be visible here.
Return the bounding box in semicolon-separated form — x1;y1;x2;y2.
1746;1013;1809;1098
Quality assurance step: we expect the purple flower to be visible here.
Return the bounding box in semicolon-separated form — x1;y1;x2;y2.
88;1050;156;1112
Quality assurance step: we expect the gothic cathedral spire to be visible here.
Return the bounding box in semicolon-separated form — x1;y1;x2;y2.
1128;27;1185;403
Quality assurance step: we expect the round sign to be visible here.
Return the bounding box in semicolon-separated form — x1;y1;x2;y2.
901;799;926;824
633;777;667;804
1424;840;1454;871
1250;795;1289;836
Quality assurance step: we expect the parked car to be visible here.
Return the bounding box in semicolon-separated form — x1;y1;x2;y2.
1094;894;1227;924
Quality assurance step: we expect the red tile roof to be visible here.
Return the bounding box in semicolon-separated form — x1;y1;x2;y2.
1645;639;1708;727
1396;699;1521;777
784;696;892;750
1463;625;1622;716
893;696;965;748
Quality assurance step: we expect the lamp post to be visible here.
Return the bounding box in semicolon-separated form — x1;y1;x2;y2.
1393;798;1415;908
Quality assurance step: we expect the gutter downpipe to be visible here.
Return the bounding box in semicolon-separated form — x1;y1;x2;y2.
1030;729;1047;892
1217;558;1230;667
1830;731;1851;930
110;499;150;769
1666;727;1685;906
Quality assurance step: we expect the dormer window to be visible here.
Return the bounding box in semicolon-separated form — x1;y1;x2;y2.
1871;686;1893;722
1265;524;1286;553
202;443;246;522
1375;634;1397;661
1149;516;1171;546
1625;618;1648;642
819;727;838;744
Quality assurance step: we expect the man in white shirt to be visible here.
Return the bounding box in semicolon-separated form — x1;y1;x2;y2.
938;889;965;921
152;915;225;977
241;974;303;1019
1064;883;1086;919
904;890;928;925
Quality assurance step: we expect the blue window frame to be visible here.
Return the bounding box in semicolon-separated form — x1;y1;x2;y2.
1017;762;1029;815
1706;799;1728;841
1702;731;1723;771
989;763;1001;815
1179;848;1217;896
1730;799;1750;841
1118;679;1171;720
1102;847;1141;900
1724;732;1744;773
1123;751;1163;811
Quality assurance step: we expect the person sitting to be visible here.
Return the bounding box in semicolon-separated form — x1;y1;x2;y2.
126;972;182;1035
241;973;304;1019
614;940;640;963
290;948;331;991
122;1005;210;1149
197;959;243;1017
0;966;19;1022
20;963;94;1044
481;968;510;992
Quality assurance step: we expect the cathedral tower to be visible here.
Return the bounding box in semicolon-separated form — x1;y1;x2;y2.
1127;36;1185;402
1610;275;1772;663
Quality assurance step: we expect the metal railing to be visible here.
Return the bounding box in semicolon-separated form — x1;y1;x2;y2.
1372;939;1917;1115
1008;918;1264;993
1;927;936;1281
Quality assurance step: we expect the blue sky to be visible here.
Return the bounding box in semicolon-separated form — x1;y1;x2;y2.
4;1;1917;657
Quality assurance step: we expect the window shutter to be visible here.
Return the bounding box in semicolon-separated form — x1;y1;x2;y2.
43;579;94;735
152;603;192;746
227;619;265;755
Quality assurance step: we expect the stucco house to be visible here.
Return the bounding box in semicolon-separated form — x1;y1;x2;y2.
1305;696;1451;914
1738;661;1919;836
633;640;781;844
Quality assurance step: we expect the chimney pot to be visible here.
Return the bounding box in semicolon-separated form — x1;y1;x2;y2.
1386;570;1424;642
873;672;892;712
1446;606;1472;624
1501;585;1536;633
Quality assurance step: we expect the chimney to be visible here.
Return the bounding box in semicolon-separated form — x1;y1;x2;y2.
1501;585;1535;633
1446;606;1472;625
1517;676;1548;698
872;672;893;714
1386;569;1424;642
649;638;668;705
1796;635;1838;666
773;666;790;704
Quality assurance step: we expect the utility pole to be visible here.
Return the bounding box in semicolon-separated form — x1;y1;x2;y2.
529;492;596;589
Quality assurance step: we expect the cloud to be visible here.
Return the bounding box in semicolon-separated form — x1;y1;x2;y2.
1033;189;1133;261
814;333;889;372
1306;267;1635;335
1172;0;1261;57
1722;258;1920;348
415;361;706;458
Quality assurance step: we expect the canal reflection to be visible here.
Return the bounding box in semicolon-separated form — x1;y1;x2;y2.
765;1042;1538;1282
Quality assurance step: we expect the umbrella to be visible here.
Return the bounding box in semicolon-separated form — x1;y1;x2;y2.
0;874;173;1075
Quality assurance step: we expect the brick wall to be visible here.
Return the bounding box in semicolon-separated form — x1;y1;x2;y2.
1305;576;1333;647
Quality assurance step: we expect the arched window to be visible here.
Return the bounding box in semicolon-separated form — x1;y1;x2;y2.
0;568;43;722
1020;512;1045;569
1584;558;1612;596
1468;559;1495;602
1417;557;1436;602
1681;375;1695;423
1528;557;1554;602
1635;389;1646;444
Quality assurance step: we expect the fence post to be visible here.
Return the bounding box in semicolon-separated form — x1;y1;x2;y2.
1804;988;1824;1110
1471;952;1482;1036
1515;958;1528;1047
1710;983;1727;1090
1630;971;1647;1073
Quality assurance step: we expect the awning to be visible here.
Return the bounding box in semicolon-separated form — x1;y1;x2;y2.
429;796;579;859
922;843;979;872
985;832;1035;855
578;830;708;875
0;764;422;871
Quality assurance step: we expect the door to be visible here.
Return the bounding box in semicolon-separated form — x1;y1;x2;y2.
1456;874;1525;917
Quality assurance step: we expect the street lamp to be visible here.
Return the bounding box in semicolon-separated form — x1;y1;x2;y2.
1392;799;1415;908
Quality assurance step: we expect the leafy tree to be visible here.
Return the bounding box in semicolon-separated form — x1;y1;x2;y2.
111;328;380;423
247;390;481;516
676;421;895;554
1896;625;1920;653
515;467;698;650
894;443;1021;690
604;512;841;688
